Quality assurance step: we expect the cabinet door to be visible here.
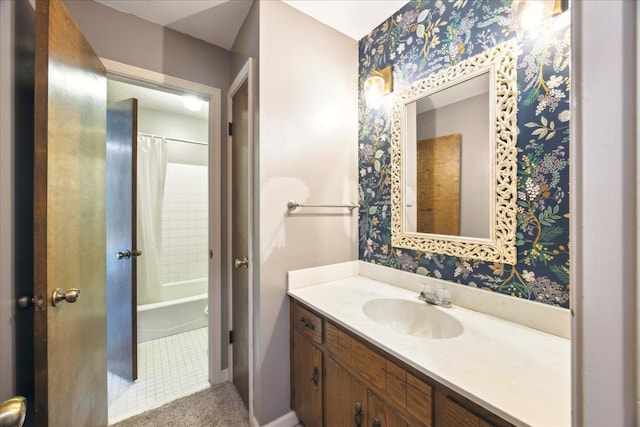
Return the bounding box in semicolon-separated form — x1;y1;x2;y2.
292;330;323;427
368;390;410;427
325;356;367;427
440;397;495;427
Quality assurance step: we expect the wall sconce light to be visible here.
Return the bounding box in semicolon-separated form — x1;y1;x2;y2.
511;0;568;34
364;66;393;109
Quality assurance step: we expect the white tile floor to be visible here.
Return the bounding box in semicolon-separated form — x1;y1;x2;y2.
108;327;210;425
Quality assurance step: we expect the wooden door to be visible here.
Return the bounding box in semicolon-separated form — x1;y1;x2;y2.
33;0;107;424
106;98;138;381
291;331;323;427
416;134;461;235
325;356;367;427
231;77;250;405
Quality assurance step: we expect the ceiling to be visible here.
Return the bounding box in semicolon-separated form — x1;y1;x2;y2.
108;79;209;120
103;0;409;120
282;1;409;40
95;0;409;48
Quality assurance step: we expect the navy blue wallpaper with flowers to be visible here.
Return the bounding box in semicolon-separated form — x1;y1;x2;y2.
358;0;571;308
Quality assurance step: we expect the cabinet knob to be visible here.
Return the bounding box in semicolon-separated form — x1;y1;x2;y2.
311;364;319;390
299;316;315;330
372;419;381;427
353;402;362;427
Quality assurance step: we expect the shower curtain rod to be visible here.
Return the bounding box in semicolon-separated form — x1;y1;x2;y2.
138;132;207;146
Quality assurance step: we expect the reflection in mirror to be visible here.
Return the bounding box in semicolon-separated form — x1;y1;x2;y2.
391;40;518;264
405;72;491;238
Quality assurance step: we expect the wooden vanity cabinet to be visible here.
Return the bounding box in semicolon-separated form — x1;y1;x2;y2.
292;330;323;427
290;299;512;427
325;356;409;427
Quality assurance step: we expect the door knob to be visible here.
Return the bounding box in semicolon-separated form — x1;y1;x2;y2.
16;295;33;309
0;396;26;427
117;249;142;260
117;250;131;260
51;288;80;307
234;257;249;269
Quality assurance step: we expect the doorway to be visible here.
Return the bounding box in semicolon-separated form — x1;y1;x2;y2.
102;62;223;423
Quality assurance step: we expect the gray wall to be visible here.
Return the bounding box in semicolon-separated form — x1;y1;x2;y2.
62;0;230;91
230;0;259;80
255;2;358;424
62;0;231;195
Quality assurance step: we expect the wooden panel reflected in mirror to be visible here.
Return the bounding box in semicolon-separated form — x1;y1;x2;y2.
416;133;460;235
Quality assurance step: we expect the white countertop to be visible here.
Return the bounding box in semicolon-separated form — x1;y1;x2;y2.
288;274;571;426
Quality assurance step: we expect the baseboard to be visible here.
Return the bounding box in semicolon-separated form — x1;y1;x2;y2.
257;410;299;427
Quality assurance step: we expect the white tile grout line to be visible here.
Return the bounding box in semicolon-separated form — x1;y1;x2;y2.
107;327;210;425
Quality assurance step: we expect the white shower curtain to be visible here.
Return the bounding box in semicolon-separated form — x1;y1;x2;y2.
137;134;168;305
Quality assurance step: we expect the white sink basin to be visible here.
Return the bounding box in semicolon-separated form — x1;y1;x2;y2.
362;298;463;339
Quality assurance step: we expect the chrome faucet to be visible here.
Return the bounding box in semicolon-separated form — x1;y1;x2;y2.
418;283;452;308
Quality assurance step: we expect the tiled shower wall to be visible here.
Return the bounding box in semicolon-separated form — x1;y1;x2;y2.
159;162;208;285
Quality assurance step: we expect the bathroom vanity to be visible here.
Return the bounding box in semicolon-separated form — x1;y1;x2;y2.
287;262;571;427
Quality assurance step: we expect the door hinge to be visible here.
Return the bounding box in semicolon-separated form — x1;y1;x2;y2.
229;330;234;344
228;122;233;136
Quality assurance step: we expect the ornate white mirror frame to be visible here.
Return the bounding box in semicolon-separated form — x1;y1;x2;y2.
390;40;518;264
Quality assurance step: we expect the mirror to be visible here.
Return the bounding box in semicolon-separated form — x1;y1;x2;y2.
405;72;491;238
391;40;518;264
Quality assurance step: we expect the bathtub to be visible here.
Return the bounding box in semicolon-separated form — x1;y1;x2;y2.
137;292;208;343
160;277;208;301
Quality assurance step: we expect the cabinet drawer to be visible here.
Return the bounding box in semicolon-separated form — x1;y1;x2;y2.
407;373;433;425
325;321;339;354
293;301;323;345
442;397;492;427
325;321;352;368
386;360;407;410
351;338;386;391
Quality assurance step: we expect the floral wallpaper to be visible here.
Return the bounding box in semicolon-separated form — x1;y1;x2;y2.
358;0;571;308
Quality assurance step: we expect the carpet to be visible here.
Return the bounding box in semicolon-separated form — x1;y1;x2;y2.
111;383;249;426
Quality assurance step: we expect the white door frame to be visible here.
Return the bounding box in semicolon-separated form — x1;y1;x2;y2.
101;58;225;385
570;1;638;424
227;57;256;424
